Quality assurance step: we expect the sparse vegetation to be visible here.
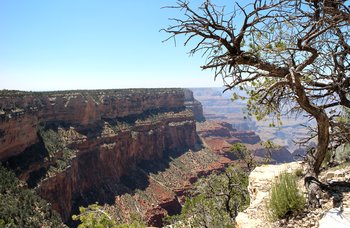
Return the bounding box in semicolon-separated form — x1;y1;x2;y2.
72;204;117;228
72;204;146;228
267;172;305;221
165;165;249;227
294;168;304;178
38;124;76;177
335;144;350;163
230;143;256;171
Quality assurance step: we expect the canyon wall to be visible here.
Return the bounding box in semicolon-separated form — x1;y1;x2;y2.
0;89;199;222
184;89;205;122
197;120;294;164
0;89;190;160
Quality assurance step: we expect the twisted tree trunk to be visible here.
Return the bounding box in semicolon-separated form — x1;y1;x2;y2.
304;112;330;207
291;70;330;207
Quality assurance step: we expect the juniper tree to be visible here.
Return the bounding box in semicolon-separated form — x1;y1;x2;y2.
163;0;350;206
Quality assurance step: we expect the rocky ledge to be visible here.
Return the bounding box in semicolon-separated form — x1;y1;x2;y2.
235;162;303;228
236;162;350;228
196;120;294;163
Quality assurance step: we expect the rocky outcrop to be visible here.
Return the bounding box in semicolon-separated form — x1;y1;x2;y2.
197;121;262;153
231;130;261;144
0;89;198;222
235;162;303;228
184;89;205;122
245;144;294;164
197;121;260;144
236;162;350;228
197;120;294;163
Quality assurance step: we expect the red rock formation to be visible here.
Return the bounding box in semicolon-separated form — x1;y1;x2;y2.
230;130;261;144
203;138;233;153
184;89;205;122
197;120;293;164
197;121;232;138
108;149;234;226
0;89;187;160
196;120;260;145
197;121;261;153
245;144;294;164
0;89;199;222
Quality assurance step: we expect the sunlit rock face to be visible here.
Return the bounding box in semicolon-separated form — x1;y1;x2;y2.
236;162;303;228
0;89;190;160
184;89;205;122
0;88;199;222
196;120;294;164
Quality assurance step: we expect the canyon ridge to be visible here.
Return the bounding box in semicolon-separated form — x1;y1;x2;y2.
0;88;294;226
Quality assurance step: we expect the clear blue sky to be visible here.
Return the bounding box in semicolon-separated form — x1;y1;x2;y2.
0;0;224;91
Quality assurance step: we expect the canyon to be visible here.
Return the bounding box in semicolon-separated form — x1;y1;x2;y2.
0;88;294;226
191;87;314;154
0;89;202;224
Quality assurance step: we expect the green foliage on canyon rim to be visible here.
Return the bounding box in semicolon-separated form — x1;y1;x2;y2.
38;124;76;177
0;163;64;227
165;165;249;227
267;172;305;220
72;204;146;228
230;143;256;172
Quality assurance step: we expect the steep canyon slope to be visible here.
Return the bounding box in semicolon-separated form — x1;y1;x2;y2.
0;88;295;226
0;89;204;224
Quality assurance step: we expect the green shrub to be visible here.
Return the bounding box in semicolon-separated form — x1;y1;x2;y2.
0;163;64;227
72;204;117;228
294;168;303;177
268;172;305;220
72;204;146;228
165;165;249;227
321;149;333;167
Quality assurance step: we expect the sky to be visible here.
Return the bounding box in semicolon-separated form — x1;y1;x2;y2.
0;0;224;91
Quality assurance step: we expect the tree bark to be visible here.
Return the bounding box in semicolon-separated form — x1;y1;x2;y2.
290;69;330;207
304;112;330;207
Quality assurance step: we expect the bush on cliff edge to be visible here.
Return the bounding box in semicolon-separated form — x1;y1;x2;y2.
268;172;305;220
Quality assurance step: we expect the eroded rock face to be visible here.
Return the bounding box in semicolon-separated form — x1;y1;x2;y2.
0;89;188;160
197;120;294;163
0;89;199;222
197;121;262;154
231;130;261;144
109;148;234;227
184;89;205;122
245;144;294;164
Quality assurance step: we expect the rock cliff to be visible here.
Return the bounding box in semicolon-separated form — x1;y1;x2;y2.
196;120;293;163
0;89;191;160
0;88;200;222
184;89;205;122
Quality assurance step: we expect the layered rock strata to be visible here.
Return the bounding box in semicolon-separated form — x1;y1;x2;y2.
184;89;205;122
197;120;294;163
0;89;199;222
107;148;234;227
0;89;191;160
